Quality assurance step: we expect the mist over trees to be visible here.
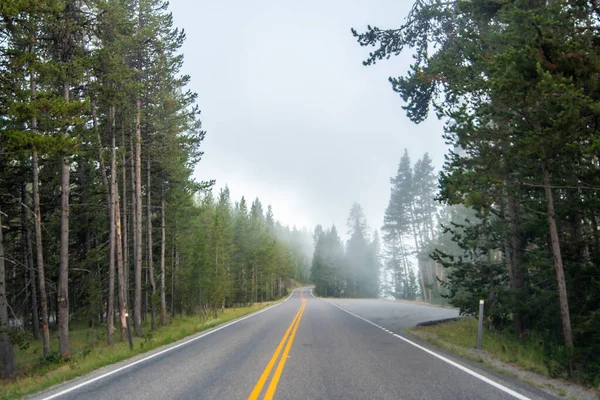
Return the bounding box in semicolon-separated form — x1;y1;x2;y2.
354;0;600;384
0;0;311;378
311;203;380;298
381;150;439;302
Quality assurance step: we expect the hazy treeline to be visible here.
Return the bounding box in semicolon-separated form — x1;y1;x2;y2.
354;0;600;384
381;150;441;302
0;0;309;379
181;188;312;315
311;203;380;298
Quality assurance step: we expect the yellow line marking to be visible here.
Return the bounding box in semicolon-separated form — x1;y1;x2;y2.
248;295;304;400
264;295;306;400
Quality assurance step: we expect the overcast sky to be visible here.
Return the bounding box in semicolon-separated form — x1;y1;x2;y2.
170;0;447;238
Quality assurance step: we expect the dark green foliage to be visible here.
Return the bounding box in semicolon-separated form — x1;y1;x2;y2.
176;191;311;314
354;0;600;384
0;0;311;377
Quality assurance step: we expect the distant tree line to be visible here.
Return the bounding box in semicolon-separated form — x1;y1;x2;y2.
0;0;310;379
354;0;600;384
182;188;312;315
311;203;380;298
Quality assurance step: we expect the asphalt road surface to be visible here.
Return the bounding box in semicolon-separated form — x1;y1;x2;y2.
30;288;556;400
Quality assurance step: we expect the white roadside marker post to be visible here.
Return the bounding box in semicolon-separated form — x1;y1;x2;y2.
477;299;484;350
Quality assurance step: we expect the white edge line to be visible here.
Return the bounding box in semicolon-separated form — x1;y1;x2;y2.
38;288;299;400
326;301;531;400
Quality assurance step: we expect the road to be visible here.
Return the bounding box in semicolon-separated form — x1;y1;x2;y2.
31;288;555;400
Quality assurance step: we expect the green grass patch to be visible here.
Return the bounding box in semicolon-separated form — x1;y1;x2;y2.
0;304;269;400
409;317;550;377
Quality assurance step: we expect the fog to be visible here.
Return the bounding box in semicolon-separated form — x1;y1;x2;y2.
170;0;447;235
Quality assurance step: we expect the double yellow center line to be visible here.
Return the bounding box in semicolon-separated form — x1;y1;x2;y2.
248;291;306;400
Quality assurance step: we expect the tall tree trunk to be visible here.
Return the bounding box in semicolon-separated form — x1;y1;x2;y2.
543;167;573;346
22;185;40;340
134;102;143;336
252;264;256;304
58;80;71;357
112;118;127;342
143;268;148;322
399;236;415;300
130;136;136;327
93;98;114;344
115;198;127;341
0;209;16;379
133;0;144;337
80;162;91;255
32;150;49;355
394;247;402;299
107;105;117;345
172;245;178;318
31;46;50;356
146;154;157;330
121;124;129;310
171;239;175;318
160;198;167;326
409;213;427;302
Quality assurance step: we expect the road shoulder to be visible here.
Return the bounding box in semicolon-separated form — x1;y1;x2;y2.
408;325;599;400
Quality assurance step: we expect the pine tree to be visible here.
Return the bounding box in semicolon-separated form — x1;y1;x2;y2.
382;150;418;300
354;0;600;358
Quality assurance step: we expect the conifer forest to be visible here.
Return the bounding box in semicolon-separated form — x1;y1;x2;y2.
2;0;600;391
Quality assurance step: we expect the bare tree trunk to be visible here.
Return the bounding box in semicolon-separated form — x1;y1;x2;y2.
133;0;144;337
28;28;46;349
143;268;148;322
433;262;441;292
426;261;433;301
252;265;256;304
79;162;92;256
0;209;16;378
130;136;136;327
418;261;427;302
146;155;157;330
93;98;114;344
543;167;573;346
399;236;416;300
32;150;50;355
160;198;167;326
121;124;129;310
134;100;143;336
31;54;50;357
409;216;427;302
22;186;40;340
171;239;175;318
174;247;179;317
114;181;127;342
58;80;71;357
107;105;117;345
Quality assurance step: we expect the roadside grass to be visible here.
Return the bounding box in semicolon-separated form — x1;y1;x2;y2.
409;320;600;400
0;303;270;400
409;317;549;376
